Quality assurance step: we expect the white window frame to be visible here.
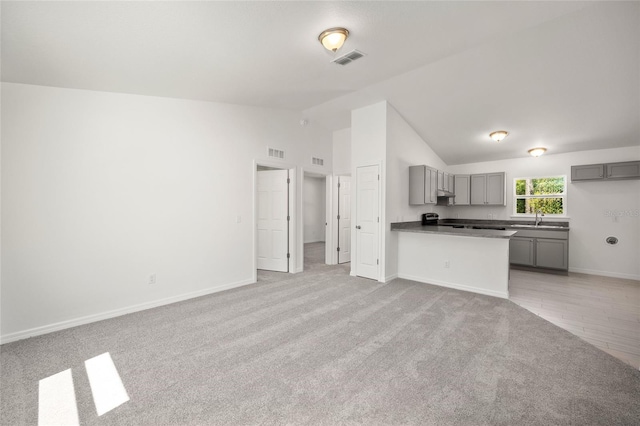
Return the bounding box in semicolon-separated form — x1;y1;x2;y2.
512;175;567;217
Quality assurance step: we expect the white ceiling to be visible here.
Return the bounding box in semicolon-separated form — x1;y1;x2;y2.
2;1;639;165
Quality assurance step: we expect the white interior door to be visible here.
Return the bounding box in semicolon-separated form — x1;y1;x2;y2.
257;169;289;272
355;165;379;280
338;176;352;264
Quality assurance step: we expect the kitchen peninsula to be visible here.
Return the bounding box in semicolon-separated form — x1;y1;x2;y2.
391;222;516;299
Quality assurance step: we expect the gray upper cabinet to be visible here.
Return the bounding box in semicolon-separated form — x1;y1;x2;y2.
470;172;505;205
572;161;640;182
486;173;505;205
571;164;604;181
438;171;453;192
409;165;437;205
606;161;640;179
436;170;443;191
470;175;486;205
454;175;470;205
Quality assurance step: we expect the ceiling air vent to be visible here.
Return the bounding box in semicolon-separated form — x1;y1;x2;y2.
331;49;366;66
268;147;285;159
312;157;324;166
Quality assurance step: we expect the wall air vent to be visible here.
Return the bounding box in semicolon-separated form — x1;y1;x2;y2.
312;157;324;166
331;49;366;66
268;147;285;159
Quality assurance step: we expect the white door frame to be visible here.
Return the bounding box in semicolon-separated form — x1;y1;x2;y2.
336;175;352;264
300;168;331;270
325;175;336;265
253;160;298;281
326;174;352;266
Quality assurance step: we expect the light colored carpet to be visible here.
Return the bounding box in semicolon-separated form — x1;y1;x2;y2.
1;245;639;425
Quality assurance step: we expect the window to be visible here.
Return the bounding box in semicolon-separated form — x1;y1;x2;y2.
514;176;566;216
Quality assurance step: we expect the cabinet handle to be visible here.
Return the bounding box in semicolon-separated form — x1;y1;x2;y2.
356;225;361;229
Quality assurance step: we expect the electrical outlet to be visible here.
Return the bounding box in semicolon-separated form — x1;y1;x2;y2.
148;274;156;285
236;215;242;223
444;260;450;268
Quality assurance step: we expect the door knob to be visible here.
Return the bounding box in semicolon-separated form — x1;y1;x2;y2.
356;225;361;229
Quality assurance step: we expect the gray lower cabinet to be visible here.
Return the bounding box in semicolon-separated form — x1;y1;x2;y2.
510;229;569;271
536;238;568;270
509;237;535;266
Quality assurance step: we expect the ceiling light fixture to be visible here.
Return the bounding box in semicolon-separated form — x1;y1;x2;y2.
489;130;509;142
528;147;547;157
318;27;349;52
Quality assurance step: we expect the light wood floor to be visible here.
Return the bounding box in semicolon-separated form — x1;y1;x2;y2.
509;269;640;370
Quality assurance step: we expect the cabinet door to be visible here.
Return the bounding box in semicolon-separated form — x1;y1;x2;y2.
606;161;640;179
428;168;438;203
470;174;486;205
448;174;455;193
454;175;470;205
409;165;426;205
437;170;445;191
536;238;568;270
486;173;505;205
571;164;604;181
510;237;535;266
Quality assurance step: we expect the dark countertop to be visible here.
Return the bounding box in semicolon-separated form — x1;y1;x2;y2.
438;218;570;231
391;222;516;239
391;218;570;239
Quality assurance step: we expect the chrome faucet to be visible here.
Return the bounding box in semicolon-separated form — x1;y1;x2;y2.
535;209;544;226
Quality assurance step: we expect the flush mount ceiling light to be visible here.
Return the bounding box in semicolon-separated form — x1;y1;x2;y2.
318;27;349;52
528;147;547;157
489;130;509;142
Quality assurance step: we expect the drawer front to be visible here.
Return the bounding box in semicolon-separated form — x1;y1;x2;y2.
513;229;568;240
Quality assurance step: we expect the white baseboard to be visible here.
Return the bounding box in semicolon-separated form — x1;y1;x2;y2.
569;267;640;281
397;273;509;299
0;278;256;345
385;274;398;283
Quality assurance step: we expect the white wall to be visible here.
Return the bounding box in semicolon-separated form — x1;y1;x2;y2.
303;176;326;243
351;101;387;280
446;146;640;280
384;105;451;281
332;128;351;176
1;82;332;341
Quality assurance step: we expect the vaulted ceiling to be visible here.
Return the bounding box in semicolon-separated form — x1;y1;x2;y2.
2;1;638;165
